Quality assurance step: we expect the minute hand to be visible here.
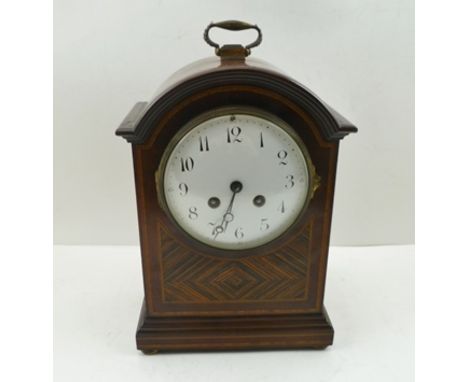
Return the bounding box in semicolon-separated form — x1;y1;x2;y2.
212;181;243;238
221;191;237;231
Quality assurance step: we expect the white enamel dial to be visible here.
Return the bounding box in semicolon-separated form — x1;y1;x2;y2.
161;110;311;250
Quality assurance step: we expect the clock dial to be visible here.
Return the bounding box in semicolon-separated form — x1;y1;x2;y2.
160;110;312;250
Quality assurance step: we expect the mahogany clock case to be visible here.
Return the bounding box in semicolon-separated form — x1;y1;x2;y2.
116;55;357;352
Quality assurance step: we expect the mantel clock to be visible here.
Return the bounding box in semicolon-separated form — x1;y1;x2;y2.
116;21;357;353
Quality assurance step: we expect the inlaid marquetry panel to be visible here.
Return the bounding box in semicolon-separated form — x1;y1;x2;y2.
159;223;312;303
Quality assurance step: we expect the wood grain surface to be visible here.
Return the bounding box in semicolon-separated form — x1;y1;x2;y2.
117;54;356;352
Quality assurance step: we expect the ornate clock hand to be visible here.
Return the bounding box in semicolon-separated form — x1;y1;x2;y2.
211;181;243;238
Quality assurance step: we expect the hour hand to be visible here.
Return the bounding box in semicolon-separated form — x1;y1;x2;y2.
211;211;234;238
211;224;224;239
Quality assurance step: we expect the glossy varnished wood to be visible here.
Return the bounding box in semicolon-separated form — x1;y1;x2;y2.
159;222;312;304
136;301;333;352
116;57;357;143
117;54;356;352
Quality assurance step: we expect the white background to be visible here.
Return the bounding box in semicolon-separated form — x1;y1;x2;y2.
54;245;414;382
4;1;468;382
54;0;414;246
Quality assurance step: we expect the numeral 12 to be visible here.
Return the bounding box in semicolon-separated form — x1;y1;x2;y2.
227;126;242;143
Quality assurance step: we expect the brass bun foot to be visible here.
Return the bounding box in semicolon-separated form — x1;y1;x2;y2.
310;345;328;350
141;349;159;355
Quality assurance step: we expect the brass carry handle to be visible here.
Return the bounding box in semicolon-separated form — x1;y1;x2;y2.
204;20;262;56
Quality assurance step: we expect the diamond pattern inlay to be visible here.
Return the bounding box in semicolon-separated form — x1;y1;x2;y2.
160;224;311;303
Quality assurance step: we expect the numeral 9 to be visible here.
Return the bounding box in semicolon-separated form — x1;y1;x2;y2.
178;183;188;196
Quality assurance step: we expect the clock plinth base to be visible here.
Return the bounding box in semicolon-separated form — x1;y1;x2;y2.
136;302;334;353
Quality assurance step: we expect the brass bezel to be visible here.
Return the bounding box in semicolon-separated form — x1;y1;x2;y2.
155;106;321;251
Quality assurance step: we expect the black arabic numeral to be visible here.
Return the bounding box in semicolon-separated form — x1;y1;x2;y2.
234;227;244;239
277;150;288;165
199;136;209;152
260;218;270;231
188;206;198;220
178;183;188;196
285;175;295;189
227;126;242;143
180;157;194;172
278;200;286;213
